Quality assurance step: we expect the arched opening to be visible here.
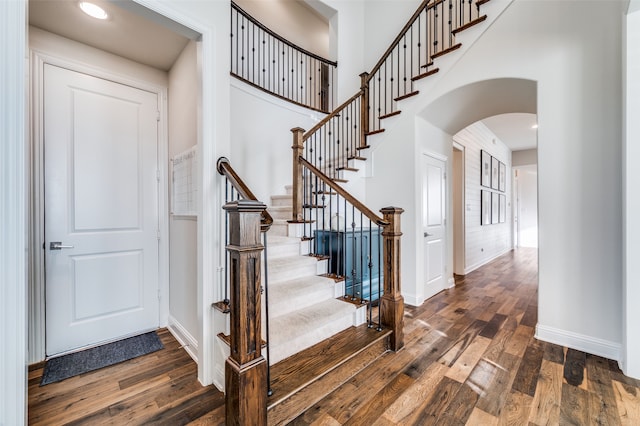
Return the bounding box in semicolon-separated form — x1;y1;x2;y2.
418;77;538;301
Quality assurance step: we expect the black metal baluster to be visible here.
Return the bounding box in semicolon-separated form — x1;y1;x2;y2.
368;221;373;327
376;224;382;331
224;179;230;308
449;0;453;48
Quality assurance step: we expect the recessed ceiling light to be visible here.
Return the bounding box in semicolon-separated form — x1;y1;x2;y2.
79;2;108;20
531;124;538;129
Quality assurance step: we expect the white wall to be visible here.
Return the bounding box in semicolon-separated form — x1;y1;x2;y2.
624;6;640;378
29;27;168;86
366;0;624;361
453;122;512;273
168;40;199;360
1;1;27;424
230;79;325;203
235;0;330;59
512;148;537;167
322;0;365;101
363;0;422;71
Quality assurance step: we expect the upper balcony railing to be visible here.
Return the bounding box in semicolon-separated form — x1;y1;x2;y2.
231;1;337;113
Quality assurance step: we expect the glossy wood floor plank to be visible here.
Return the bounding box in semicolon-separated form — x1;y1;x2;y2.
28;248;640;425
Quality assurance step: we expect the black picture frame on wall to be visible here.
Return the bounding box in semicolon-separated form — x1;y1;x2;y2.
499;162;506;192
499;194;506;223
491;156;500;190
481;190;491;225
481;150;491;188
491;192;499;224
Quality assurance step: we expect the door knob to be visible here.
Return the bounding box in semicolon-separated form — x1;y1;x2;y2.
50;241;74;250
424;232;431;237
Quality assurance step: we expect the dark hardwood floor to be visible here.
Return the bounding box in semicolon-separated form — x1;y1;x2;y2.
28;248;640;425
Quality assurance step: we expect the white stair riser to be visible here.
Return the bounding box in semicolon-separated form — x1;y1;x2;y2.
269;260;319;283
268;285;334;318
271;195;292;206
267;241;300;259
270;207;292;220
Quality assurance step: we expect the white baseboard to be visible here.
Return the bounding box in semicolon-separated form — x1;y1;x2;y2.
535;324;621;362
464;248;513;275
167;315;199;363
403;293;424;307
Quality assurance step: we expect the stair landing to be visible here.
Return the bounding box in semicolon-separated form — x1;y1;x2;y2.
268;324;391;425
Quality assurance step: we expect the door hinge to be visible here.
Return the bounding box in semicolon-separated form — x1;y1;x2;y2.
156;111;160;122
157;289;161;301
157;230;161;240
156;169;161;181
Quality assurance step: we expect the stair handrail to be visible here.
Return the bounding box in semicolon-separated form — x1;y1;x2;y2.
300;0;489;176
303;90;364;140
217;156;273;232
364;0;432;85
292;141;405;351
231;1;337;68
298;156;389;227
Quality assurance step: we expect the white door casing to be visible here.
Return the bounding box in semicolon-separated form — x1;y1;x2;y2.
422;154;447;297
44;63;160;356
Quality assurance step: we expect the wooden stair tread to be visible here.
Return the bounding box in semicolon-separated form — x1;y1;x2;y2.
336;166;359;172
420;61;435;69
267;325;391;417
355;144;372;150
452;15;487;35
217;333;266;348
379;110;401;120
476;0;491;6
332;177;348;183
348;155;367;161
431;42;462;59
394;91;419;102
412;67;440;82
364;129;384;137
211;301;230;313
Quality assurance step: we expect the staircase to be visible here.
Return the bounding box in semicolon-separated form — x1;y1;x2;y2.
265;185;367;365
222;0;505;423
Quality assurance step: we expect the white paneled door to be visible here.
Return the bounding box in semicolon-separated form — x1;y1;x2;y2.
422;154;447;297
44;64;160;356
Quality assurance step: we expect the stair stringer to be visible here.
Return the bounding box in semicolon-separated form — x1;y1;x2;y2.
348;0;515;308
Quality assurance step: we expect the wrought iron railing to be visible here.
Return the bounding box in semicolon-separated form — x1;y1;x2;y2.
231;1;337;113
299;157;388;329
300;0;489;176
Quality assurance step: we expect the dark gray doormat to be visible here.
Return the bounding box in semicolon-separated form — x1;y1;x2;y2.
40;331;163;386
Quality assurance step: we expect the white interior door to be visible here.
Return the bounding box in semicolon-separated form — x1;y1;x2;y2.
422;154;447;297
44;64;160;356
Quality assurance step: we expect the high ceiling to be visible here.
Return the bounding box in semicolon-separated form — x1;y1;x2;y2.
482;113;538;152
29;0;198;71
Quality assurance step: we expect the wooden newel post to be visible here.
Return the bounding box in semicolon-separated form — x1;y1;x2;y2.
359;72;370;149
380;207;404;351
224;199;267;426
291;127;305;222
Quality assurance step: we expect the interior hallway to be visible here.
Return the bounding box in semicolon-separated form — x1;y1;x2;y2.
28;248;640;425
